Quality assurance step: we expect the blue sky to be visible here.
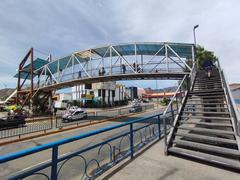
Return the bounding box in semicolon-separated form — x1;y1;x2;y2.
0;0;240;89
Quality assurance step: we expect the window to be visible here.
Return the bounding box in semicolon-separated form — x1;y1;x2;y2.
98;89;101;96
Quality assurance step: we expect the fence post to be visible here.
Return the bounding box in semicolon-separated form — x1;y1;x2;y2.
130;123;134;159
50;116;53;129
51;146;58;180
113;146;116;162
163;115;167;155
157;115;161;139
176;96;179;113
180;87;182;104
170;103;174;124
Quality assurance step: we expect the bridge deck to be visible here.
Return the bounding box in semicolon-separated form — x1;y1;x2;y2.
102;139;240;180
38;72;188;91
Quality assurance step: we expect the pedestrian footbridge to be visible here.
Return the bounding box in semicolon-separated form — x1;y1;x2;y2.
1;42;239;179
15;42;194;108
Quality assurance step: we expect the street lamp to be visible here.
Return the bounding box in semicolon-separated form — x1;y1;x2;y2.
193;24;199;46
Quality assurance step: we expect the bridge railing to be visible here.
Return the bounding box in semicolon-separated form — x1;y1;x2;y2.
0;110;175;179
162;62;196;154
35;61;186;89
215;60;240;136
0;116;53;139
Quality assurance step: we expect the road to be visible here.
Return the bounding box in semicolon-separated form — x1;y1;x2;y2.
0;108;165;179
0;103;156;139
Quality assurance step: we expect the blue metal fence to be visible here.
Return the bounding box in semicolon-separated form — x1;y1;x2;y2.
0;111;174;180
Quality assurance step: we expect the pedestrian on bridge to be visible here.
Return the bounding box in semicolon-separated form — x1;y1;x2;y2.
78;70;81;78
121;64;126;74
99;67;106;76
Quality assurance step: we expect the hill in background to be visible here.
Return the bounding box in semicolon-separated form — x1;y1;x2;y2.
0;88;15;101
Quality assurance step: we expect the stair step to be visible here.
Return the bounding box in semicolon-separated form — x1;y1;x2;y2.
188;93;224;96
195;79;221;82
189;91;224;95
182;111;230;115
168;147;240;170
181;115;231;121
194;86;222;88
195;79;221;84
187;99;225;102
190;89;224;93
184;107;228;110
180;121;232;127
175;132;237;145
194;82;222;85
186;103;226;106
178;126;235;136
193;88;222;90
173;139;240;157
194;84;222;86
194;84;222;87
188;95;225;99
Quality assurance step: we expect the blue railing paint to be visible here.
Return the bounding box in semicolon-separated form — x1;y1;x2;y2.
130;123;134;159
1;110;175;179
0;113;159;163
51;146;58;180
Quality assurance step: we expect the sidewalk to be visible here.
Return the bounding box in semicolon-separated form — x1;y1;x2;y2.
107;140;239;180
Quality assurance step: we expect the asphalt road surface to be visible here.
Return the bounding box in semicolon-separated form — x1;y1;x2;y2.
0;103;155;139
0;108;165;179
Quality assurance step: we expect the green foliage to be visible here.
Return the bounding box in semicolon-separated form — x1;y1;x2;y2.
160;97;170;106
196;45;218;69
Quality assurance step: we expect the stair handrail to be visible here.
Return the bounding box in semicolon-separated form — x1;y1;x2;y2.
163;62;196;154
216;60;240;136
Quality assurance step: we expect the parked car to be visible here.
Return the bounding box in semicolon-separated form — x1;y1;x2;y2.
129;104;143;113
0;115;26;129
62;109;87;122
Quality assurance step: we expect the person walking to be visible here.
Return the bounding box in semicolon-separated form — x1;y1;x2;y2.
121;64;126;74
203;59;214;79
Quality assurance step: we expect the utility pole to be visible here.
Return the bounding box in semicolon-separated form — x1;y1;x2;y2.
193;24;199;46
193;24;199;68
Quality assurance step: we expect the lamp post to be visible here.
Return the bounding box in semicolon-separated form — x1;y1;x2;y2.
193;24;199;68
193;24;199;46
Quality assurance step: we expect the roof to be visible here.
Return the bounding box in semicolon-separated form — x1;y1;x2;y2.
143;92;181;98
229;83;240;91
14;58;49;79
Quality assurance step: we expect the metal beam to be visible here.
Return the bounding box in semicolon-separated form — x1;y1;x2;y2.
166;44;192;71
74;55;91;77
111;46;137;73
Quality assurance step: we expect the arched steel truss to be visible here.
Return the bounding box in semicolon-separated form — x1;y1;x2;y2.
31;42;195;91
15;42;195;109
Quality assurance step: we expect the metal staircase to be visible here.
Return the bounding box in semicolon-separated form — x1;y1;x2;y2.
164;63;240;170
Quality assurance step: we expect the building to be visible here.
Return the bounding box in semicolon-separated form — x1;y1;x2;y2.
72;82;126;107
115;83;126;104
126;86;138;100
230;83;240;104
72;83;93;106
143;92;179;100
92;82;115;105
137;88;145;98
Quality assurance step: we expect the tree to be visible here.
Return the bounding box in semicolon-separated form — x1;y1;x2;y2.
196;45;218;69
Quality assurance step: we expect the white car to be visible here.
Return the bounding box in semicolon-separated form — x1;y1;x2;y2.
69;106;80;112
62;110;87;122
